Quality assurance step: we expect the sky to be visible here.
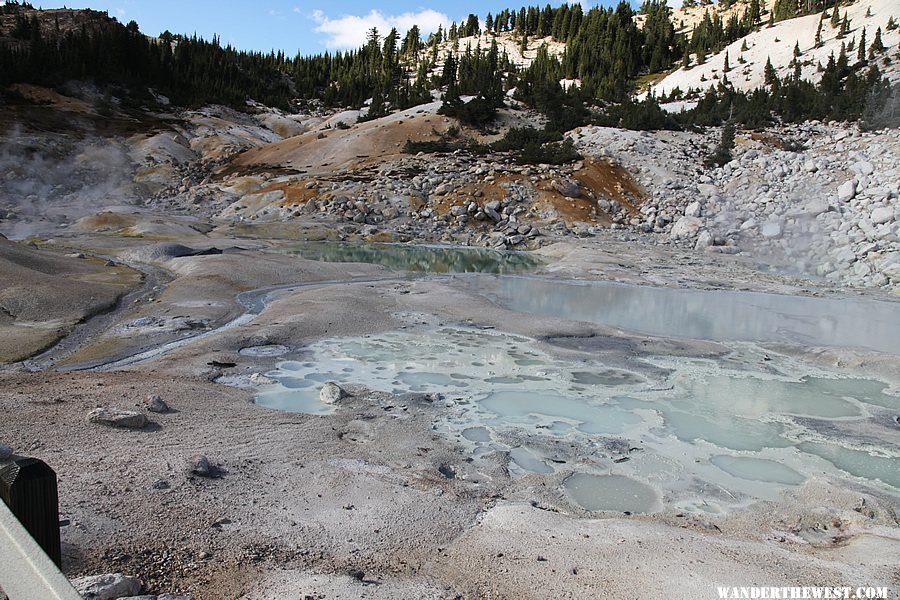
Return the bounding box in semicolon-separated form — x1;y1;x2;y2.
40;0;615;56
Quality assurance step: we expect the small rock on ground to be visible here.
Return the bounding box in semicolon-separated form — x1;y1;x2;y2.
73;573;142;600
145;395;169;413
320;382;347;404
87;408;148;429
188;454;212;477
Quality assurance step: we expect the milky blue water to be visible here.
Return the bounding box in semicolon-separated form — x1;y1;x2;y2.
253;325;899;513
251;244;900;513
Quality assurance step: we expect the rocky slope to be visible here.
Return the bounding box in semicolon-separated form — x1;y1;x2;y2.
3;82;895;292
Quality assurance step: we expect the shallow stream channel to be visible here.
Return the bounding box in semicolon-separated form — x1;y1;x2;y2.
244;242;900;515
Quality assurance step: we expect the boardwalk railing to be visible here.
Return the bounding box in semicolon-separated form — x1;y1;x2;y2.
0;499;82;599
0;456;82;600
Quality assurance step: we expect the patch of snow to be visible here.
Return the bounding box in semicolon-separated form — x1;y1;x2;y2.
644;0;899;99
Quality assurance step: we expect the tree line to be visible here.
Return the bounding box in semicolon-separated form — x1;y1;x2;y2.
0;0;892;132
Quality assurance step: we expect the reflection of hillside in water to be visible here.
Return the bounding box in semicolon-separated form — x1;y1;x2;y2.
475;277;900;353
286;242;544;274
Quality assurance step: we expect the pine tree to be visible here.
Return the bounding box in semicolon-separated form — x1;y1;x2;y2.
764;56;779;86
748;0;762;24
723;50;730;72
705;120;736;167
830;3;840;28
839;14;849;38
869;27;884;57
814;16;823;48
858;28;866;63
793;41;801;57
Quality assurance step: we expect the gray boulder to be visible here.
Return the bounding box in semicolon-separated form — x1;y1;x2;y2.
320;382;347;404
870;207;894;225
670;216;703;239
760;221;783;239
73;573;142;600
837;180;856;202
188;454;212;477
852;161;874;176
145;395;169;413
697;184;719;197
684;201;702;217
88;408;148;429
0;442;12;461
552;179;581;198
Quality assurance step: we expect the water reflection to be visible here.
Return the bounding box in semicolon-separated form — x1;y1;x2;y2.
284;241;543;274
464;276;900;353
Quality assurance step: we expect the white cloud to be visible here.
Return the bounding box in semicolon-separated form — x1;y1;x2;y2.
309;8;452;50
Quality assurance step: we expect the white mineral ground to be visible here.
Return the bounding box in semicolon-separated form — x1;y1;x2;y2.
2;224;898;599
1;82;899;599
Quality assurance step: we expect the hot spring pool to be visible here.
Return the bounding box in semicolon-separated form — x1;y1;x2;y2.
252;324;899;514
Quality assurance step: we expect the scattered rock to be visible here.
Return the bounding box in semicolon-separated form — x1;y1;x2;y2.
73;573;142;600
320;382;347;404
760;221;783;239
188;454;213;477
804;199;831;216
552;179;581;198
870;207;894;225
684;201;701;217
694;230;713;250
87;408;148;430
697;184;719;197
852;161;874;176
837;180;856;202
0;442;12;461
249;372;276;385
120;595;194;600
670;216;703;239
145;395;169;413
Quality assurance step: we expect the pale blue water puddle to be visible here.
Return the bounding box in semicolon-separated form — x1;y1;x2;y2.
459;276;900;353
253;324;900;513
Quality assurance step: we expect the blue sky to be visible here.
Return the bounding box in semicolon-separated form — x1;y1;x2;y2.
41;1;609;55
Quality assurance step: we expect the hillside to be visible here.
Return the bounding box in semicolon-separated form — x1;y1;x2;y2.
424;30;568;71
648;0;900;99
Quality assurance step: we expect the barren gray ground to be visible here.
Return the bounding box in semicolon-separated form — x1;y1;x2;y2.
2;219;899;599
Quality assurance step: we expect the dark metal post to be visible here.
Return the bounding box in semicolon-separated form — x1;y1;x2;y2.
0;457;62;568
